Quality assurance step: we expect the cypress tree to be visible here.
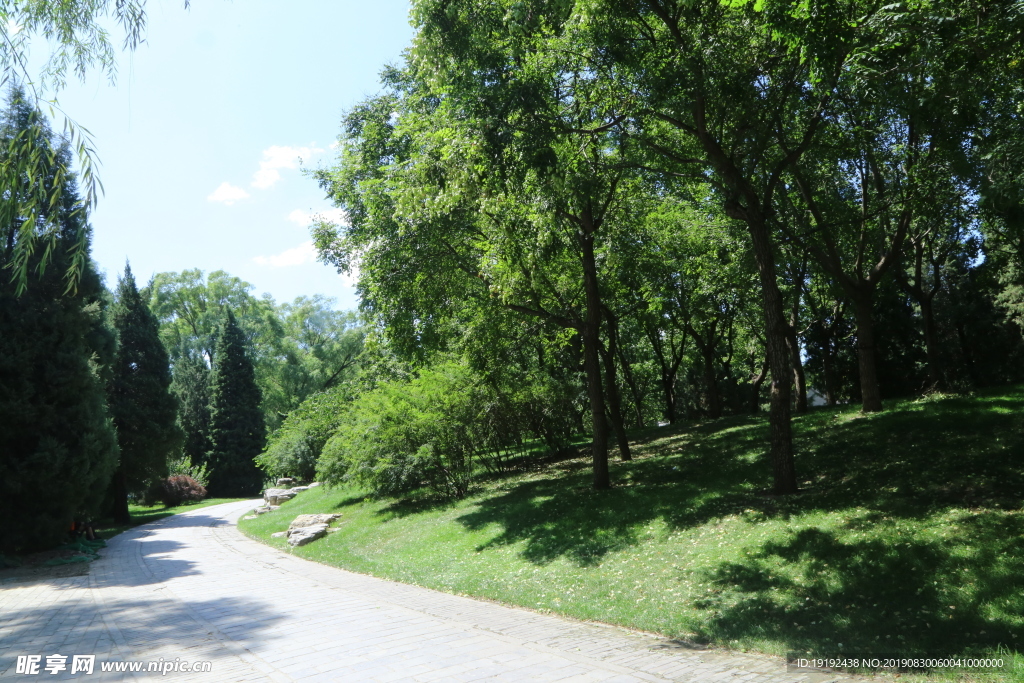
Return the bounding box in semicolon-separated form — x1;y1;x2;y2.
207;310;266;495
106;265;183;523
0;89;120;552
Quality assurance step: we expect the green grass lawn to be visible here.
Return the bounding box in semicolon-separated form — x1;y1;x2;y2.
239;386;1024;682
95;498;245;540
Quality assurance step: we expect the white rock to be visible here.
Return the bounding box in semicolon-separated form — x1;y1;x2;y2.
288;514;340;531
263;488;297;505
270;531;288;538
308;482;321;488
287;523;328;547
290;486;310;493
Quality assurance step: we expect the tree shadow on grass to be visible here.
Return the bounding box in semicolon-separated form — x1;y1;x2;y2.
792;391;1024;513
330;494;369;511
454;416;771;566
693;519;1024;659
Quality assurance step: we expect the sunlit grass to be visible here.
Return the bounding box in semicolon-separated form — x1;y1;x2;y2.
240;385;1024;681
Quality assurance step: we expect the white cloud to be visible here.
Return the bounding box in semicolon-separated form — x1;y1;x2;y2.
207;182;250;205
253;241;318;268
286;208;346;226
251;144;323;189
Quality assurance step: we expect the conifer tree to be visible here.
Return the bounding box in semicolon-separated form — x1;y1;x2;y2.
106;264;183;523
0;88;119;551
207;310;266;495
171;348;213;466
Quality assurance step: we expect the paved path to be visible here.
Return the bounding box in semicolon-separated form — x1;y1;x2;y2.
0;501;857;682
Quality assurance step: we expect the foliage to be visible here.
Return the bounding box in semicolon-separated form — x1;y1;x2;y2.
318;361;486;499
170;350;212;467
0;0;164;292
152;475;206;508
105;264;182;522
257;385;356;482
149;272;365;433
206;310;266;496
167;454;209;488
0;90;118;552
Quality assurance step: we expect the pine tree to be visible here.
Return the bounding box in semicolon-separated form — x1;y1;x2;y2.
207;310;266;495
0;89;120;552
105;265;183;523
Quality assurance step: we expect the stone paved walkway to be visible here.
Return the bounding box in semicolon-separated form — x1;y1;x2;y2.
0;500;862;682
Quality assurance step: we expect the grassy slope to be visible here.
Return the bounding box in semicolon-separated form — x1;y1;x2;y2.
240;387;1024;680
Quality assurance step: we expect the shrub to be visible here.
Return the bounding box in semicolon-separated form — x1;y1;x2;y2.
156;475;207;507
257;386;355;482
167;454;209;488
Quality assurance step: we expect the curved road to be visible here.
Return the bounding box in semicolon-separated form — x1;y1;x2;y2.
0;501;853;682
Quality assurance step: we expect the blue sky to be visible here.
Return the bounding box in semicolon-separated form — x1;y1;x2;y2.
53;0;414;310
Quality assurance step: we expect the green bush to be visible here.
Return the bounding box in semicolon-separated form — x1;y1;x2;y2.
257;386;354;482
168;454;210;488
318;362;484;499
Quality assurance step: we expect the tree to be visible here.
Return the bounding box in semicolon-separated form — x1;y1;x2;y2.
0;89;118;551
206;310;266;496
1;1;171;293
105;264;182;523
170;349;212;467
411;0;803;494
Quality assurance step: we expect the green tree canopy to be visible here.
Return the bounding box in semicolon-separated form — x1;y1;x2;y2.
105;263;182;524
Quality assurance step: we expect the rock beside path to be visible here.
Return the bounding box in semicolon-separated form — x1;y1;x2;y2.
287;523;328;547
263;488;297;505
263;484;321;505
289;514;340;531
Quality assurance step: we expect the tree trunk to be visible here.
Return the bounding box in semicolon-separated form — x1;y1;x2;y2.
822;336;838;406
579;228;610;489
788;326;808;413
110;468;131;525
687;321;722;419
745;216;798;494
616;347;646;428
852;294;883;412
703;351;722;419
920;295;944;391
602;316;632;461
660;374;677;424
750;360;769;413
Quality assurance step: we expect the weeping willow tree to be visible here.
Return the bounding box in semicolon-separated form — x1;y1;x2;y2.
0;0;178;294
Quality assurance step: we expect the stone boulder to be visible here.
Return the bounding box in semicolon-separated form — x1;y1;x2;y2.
276;477;296;487
288;523;328;547
288;514;340;531
263;488;297;505
290;485;310;493
308;482;322;488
